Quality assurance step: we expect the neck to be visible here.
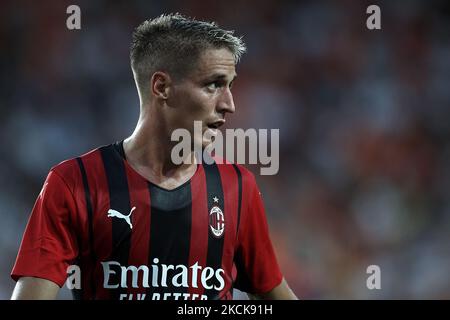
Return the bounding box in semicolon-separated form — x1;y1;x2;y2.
123;103;197;187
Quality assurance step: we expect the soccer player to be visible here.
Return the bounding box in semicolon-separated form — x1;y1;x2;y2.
11;13;297;300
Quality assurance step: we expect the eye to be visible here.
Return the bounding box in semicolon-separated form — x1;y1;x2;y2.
206;81;220;91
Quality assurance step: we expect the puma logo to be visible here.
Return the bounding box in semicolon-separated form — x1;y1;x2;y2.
107;207;136;229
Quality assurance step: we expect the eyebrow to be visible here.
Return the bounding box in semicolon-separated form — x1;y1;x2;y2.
205;73;237;82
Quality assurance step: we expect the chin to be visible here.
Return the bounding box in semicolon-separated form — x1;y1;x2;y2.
201;139;212;149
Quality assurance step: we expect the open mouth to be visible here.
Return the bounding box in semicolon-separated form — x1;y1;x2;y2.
207;119;225;130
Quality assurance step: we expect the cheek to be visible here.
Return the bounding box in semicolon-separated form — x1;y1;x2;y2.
184;92;216;118
171;85;216;123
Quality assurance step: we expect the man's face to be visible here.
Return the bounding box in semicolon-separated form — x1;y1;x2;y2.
165;48;237;149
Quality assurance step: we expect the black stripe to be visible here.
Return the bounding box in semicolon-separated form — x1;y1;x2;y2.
232;164;242;242
203;160;225;300
67;185;83;301
76;157;96;299
113;140;126;159
147;183;192;300
100;145;132;300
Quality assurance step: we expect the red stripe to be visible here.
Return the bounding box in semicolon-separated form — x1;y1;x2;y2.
71;160;91;299
236;165;252;243
216;163;238;299
124;161;151;299
81;149;112;299
188;165;209;299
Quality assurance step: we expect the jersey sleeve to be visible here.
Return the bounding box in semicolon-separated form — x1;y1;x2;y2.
11;170;79;287
234;174;283;294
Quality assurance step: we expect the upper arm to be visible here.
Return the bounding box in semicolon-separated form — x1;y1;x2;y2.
234;171;284;295
230;168;295;300
11;277;60;300
11;169;79;288
247;278;298;300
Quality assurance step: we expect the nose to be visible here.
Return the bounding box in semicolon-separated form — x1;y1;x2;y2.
216;87;235;115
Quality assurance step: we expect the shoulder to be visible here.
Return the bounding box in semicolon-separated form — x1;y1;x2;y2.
212;156;258;189
230;163;257;188
48;144;106;188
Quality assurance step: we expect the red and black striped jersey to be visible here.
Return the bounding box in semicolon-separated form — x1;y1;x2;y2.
11;141;282;300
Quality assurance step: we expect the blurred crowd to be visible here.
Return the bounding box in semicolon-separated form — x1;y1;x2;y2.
1;0;449;299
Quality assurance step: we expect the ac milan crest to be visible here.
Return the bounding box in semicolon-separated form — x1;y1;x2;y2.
209;206;225;238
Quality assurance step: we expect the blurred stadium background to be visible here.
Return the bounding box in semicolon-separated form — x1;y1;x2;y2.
1;0;449;299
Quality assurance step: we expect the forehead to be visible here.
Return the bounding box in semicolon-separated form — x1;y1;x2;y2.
192;48;237;79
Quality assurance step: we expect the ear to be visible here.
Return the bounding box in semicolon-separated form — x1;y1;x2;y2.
151;71;172;100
